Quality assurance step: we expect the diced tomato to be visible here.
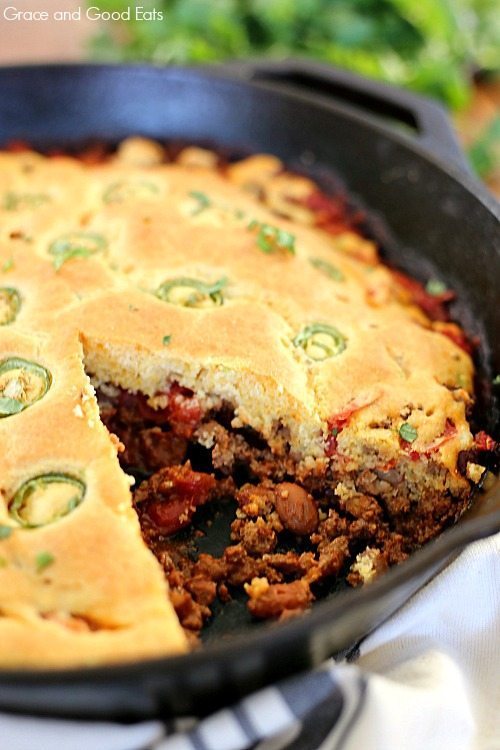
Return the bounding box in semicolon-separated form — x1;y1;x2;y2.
5;140;30;153
474;431;497;452
325;392;381;456
303;192;363;236
305;191;346;218
391;270;455;322
118;382;202;437
167;383;203;438
165;464;216;500
438;326;475;356
136;395;170;424
423;419;458;453
148;496;198;535
145;465;216;535
77;144;109;165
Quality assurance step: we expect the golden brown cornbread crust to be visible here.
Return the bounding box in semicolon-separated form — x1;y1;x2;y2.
0;141;477;668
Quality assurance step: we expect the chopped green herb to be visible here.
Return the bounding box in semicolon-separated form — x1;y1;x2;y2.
425;279;447;296
103;180;159;204
48;232;107;271
0;525;12;540
0;287;21;325
493;375;500;387
9;474;86;527
248;220;296;255
189;191;212;215
309;257;345;282
1;257;14;272
0;357;52;418
399;422;418;443
2;192;50;211
2;193;16;211
156;277;227;308
35;551;55;573
293;323;347;361
331;427;339;437
162;334;172;346
87;0;499;113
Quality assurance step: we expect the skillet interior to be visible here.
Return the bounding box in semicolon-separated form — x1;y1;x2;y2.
0;63;498;719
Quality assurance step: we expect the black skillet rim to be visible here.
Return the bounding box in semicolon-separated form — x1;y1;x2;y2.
1;62;498;218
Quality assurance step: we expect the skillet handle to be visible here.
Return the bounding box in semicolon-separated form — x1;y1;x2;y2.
216;58;472;175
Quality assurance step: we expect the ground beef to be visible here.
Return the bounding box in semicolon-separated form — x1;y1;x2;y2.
131;463;412;635
97;383;202;471
95;384;486;640
232;518;277;555
195;420;295;481
245;579;313;619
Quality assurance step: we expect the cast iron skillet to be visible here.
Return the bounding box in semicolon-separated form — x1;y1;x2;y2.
0;60;498;720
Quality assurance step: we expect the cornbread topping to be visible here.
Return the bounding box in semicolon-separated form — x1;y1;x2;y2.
0;138;495;667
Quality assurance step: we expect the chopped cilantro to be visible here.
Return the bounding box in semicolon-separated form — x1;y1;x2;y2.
399;422;418;443
309;257;345;281
162;334;172;346
1;257;14;272
0;525;12;540
35;551;55;573
248;220;296;255
425;279;447;296
2;192;49;211
189;191;212;215
2;193;17;211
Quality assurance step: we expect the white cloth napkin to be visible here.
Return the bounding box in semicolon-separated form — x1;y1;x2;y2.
2;532;499;750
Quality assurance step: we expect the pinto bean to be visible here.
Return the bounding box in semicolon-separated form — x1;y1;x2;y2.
274;482;318;535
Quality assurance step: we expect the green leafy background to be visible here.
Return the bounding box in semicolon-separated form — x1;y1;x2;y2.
89;0;499;176
90;0;499;109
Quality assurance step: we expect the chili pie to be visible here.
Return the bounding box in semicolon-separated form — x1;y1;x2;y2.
0;139;494;668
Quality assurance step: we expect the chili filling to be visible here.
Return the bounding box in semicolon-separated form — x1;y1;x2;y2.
96;382;495;639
